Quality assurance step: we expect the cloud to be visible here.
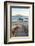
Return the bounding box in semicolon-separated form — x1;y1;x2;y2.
12;8;30;16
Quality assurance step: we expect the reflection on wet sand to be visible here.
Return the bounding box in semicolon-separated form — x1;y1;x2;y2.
10;23;28;37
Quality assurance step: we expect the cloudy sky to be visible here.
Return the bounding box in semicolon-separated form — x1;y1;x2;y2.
12;8;30;16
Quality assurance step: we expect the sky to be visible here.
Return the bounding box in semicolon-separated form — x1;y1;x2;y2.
12;8;30;16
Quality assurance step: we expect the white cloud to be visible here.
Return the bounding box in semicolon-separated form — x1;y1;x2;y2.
12;8;30;16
